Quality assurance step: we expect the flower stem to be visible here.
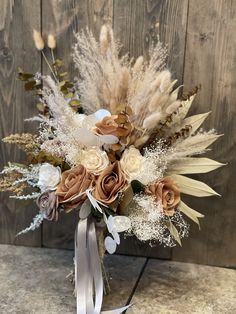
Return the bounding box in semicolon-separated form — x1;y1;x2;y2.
41;50;58;82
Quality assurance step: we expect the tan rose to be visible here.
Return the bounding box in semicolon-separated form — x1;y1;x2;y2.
36;191;59;221
93;161;127;205
93;115;119;136
146;177;180;216
56;165;95;210
93;115;132;139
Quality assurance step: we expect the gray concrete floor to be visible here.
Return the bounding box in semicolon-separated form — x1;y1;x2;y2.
0;245;235;314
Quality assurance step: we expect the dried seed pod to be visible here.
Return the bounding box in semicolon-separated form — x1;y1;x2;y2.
33;30;45;50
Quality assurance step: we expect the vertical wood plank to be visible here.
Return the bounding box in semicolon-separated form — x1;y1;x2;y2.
172;0;236;267
113;0;189;259
0;1;41;246
41;0;113;249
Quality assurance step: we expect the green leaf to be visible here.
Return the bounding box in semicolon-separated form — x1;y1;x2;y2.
91;205;103;219
131;180;145;194
178;201;204;228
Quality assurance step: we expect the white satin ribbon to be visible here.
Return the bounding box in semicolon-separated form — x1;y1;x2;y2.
75;216;132;314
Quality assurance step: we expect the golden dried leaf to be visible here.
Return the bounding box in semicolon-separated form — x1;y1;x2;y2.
69;99;80;108
116;127;129;137
115;114;128;124
125;106;132;116
107;151;117;162
111;143;122;151
25;80;36;91
120;136;128;144
65;92;74;99
116;104;127;113
58;80;66;87
59;72;68;77
36;103;46;113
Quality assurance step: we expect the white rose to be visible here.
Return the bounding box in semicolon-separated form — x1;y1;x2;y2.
37;163;61;191
120;146;144;182
79;147;110;175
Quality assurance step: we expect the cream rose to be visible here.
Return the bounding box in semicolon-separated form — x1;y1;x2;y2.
37;163;61;191
79;147;110;176
120;146;144;181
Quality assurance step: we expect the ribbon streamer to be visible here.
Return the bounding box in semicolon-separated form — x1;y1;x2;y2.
75;216;131;314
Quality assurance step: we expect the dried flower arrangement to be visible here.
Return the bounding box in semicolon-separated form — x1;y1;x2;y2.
0;25;224;313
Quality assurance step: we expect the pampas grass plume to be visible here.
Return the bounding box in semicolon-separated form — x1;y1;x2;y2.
33;30;45;50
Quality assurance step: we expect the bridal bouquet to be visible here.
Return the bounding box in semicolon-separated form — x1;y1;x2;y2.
0;25;223;313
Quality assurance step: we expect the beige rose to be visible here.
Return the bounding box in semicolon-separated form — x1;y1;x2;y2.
79;147;110;175
36;191;59;221
93;161;127;206
120;146;144;181
56;165;95;211
146;177;180;216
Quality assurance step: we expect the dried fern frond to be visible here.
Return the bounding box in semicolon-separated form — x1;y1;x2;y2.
2;133;40;154
0;170;27;195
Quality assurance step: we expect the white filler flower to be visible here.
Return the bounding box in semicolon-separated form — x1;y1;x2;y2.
37;163;61;191
79;147;110;175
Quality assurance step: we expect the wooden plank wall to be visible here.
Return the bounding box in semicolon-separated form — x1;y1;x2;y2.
0;0;235;267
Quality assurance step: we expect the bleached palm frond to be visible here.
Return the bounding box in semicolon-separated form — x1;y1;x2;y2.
166;157;224;175
178;201;204;228
168;131;222;159
171;174;220;197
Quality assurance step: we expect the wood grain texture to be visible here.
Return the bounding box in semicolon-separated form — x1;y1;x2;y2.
0;0;41;246
172;0;236;267
113;0;189;259
0;1;235;268
41;0;113;249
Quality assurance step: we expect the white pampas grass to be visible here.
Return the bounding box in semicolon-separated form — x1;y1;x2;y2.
73;25;181;134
